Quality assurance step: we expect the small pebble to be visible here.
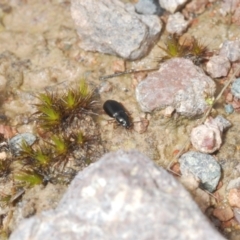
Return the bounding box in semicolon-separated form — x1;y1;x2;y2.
190;116;231;153
191;122;221;153
9;133;37;156
166;12;189;34
194;188;210;212
135;0;164;15
98;81;112;93
0;152;7;160
221;218;238;229
213;115;231;132
225;90;234;102
112;60;125;73
0;124;17;139
231;98;240;111
228;188;240;208
180;173;199;192
227;177;240;190
225;104;234;114
231;78;240;98
170;162;181;176
206;55;230;78
159;0;188;13
164;106;175;117
232;62;240;78
185;0;209;15
219;40;240;62
213;205;234;222
179;151;221;192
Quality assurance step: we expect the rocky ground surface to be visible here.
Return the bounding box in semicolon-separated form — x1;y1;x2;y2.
0;0;239;239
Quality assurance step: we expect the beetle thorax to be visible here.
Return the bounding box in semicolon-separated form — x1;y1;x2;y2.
114;111;130;128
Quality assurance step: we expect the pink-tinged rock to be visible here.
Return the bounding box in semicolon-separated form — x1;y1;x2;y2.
231;98;240;111
206;55;231;78
219;40;240;62
159;0;188;13
185;0;209;15
228;188;240;208
190;115;231;153
135;58;216;117
71;0;162;60
166;12;189;34
213;205;234;222
225;91;234;102
191;123;222;153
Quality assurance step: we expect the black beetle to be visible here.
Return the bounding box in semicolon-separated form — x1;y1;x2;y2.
103;100;132;129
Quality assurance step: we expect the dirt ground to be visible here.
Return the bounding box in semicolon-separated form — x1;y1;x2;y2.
0;0;240;239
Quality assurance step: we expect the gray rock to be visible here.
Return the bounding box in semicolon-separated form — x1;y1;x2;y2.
225;104;234;114
219;40;240;62
179;151;222;192
231;78;240;98
166;12;189;34
135;0;164;15
71;0;162;60
9;133;37;156
135;58;216;117
10;150;225;240
206;55;231;78
214;115;231;131
159;0;188;13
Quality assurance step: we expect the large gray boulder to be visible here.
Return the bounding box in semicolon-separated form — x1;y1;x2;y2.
10;150;225;240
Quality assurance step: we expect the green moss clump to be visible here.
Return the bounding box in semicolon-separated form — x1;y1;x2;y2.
35;79;96;132
158;35;212;65
0;79;101;191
